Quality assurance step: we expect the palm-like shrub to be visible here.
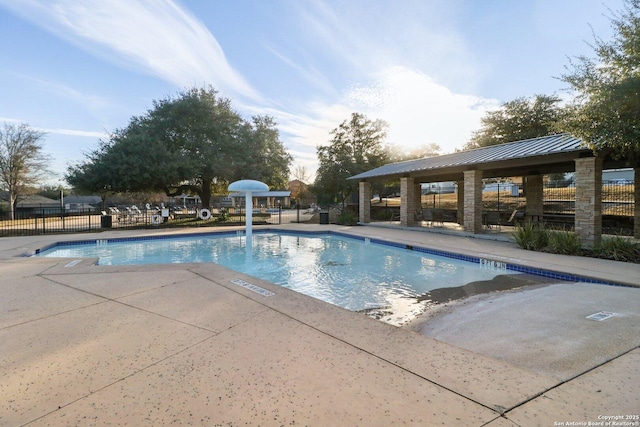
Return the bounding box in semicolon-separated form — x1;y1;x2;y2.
512;221;548;251
595;236;640;262
547;230;581;255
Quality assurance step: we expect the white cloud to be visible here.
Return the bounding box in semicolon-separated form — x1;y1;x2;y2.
15;74;117;117
0;117;24;124
1;0;497;183
260;42;338;97
39;128;108;138
0;118;107;139
264;1;495;178
2;0;260;102
349;66;498;153
271;65;498;179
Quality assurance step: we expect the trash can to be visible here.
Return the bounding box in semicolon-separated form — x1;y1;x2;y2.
101;215;112;228
319;211;329;224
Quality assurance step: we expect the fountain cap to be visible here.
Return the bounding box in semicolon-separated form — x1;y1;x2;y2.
228;179;269;192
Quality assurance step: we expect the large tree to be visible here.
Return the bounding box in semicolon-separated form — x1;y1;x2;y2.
559;0;640;162
465;94;564;149
66;87;292;207
0;123;50;219
65;125;178;208
238;115;293;190
314;113;388;207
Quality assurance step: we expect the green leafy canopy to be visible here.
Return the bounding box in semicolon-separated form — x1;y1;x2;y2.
66;87;292;207
314;113;388;206
559;0;640;163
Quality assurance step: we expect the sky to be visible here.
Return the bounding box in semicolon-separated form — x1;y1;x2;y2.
0;0;625;186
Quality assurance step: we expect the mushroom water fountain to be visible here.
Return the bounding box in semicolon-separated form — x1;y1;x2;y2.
228;179;269;241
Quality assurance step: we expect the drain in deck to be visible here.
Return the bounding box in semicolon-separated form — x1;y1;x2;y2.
586;311;616;321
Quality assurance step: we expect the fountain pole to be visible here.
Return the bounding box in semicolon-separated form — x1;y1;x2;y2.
228;180;269;244
245;190;253;240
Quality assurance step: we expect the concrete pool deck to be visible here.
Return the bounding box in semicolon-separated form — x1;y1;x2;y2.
0;224;638;426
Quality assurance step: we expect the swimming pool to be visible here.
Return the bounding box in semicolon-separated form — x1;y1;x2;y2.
36;231;520;323
35;230;604;325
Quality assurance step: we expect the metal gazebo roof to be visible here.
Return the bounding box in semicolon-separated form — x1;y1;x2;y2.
348;134;598;182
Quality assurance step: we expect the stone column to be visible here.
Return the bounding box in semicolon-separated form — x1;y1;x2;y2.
525;175;544;221
463;170;483;233
456;180;464;224
358;181;371;224
400;177;415;226
575;157;603;248
635;168;640;239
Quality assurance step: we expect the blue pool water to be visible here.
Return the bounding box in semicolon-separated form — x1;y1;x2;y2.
36;231;516;324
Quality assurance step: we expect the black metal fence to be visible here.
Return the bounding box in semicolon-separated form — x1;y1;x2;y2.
476;181;634;217
0;208;103;236
0;206;318;238
542;181;634;216
369;180;635;233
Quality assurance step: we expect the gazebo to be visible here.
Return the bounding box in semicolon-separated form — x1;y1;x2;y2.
348;134;639;248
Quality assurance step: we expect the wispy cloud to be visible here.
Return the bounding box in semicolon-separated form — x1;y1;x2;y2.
264;1;496;177
15;74;115;116
249;65;498;182
0;117;24;124
277;66;497;154
0;116;107;138
346;66;498;152
261;42;338;98
1;0;261;102
1;0;496;181
39;128;108;138
287;0;481;92
287;0;381;78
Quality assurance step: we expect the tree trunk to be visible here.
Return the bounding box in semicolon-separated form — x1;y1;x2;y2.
199;182;212;208
9;191;16;221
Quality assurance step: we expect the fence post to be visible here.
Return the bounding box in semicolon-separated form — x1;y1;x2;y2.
41;209;46;234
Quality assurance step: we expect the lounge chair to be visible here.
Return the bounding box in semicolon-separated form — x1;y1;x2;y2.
422;209;444;227
484;211;501;229
506;209;524;226
432;209;445;227
421;208;433;226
